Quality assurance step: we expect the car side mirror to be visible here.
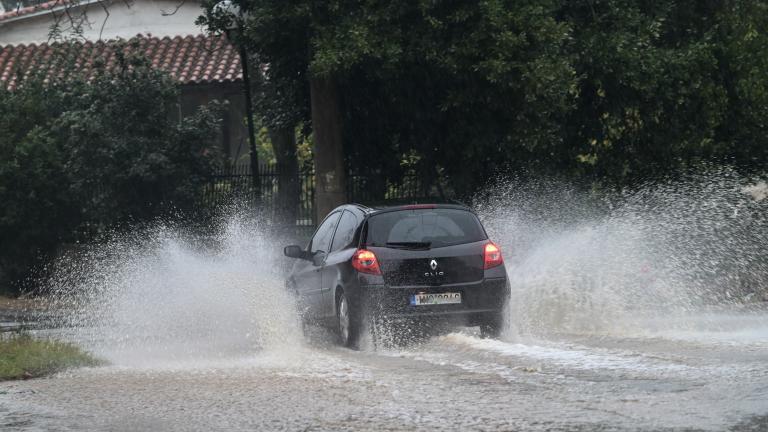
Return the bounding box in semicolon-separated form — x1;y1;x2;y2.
312;251;326;266
284;245;306;259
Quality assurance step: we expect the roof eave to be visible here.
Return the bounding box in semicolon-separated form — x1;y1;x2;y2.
0;0;96;25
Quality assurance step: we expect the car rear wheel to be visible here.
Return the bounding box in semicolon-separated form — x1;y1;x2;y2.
479;312;504;339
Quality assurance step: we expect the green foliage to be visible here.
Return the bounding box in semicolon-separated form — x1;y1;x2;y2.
564;1;726;181
0;333;102;380
0;48;222;292
200;0;768;195
336;0;578;194
713;1;768;168
51;52;222;229
0;82;78;292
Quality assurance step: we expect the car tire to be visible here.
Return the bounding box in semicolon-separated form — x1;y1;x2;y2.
479;312;505;339
336;291;360;349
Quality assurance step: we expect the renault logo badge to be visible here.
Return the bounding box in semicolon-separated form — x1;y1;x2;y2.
425;259;444;277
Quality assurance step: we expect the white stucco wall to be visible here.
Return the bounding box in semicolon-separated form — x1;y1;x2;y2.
0;0;204;45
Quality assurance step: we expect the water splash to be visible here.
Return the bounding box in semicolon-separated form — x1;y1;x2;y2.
477;167;768;340
47;211;302;367
43;167;768;361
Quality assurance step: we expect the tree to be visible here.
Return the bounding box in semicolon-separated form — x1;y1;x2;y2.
244;42;308;225
200;1;348;220
197;0;768;204
332;0;577;195
555;0;768;183
0;46;222;293
0;81;77;292
560;1;724;182
199;0;577;200
711;0;768;171
51;49;222;230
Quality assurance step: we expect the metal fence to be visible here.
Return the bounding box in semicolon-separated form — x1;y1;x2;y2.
202;165;441;229
201;164;316;227
347;173;425;204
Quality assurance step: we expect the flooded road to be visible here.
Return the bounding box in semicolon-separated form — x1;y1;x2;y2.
3;173;767;430
2;310;768;431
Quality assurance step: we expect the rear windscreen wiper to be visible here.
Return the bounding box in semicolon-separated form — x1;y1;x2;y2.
385;241;432;249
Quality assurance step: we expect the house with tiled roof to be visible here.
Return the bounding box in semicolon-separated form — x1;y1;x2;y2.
0;0;251;164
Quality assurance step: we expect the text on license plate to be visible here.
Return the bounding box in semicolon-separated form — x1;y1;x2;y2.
410;292;462;306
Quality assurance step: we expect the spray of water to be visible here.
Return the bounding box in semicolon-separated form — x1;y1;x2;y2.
48;210;302;367
44;167;767;364
476;167;768;340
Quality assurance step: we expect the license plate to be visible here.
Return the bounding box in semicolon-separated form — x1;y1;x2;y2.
410;292;462;306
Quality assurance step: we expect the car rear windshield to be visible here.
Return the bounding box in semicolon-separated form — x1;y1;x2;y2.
364;208;487;248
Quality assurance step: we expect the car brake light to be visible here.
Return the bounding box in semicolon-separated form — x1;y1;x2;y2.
404;204;436;209
352;249;382;275
484;242;503;269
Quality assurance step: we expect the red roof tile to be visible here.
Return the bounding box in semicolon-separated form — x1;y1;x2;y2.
0;34;243;90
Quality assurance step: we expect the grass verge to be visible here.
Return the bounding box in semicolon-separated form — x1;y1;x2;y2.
0;333;101;380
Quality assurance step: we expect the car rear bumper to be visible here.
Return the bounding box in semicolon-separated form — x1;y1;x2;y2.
357;277;509;323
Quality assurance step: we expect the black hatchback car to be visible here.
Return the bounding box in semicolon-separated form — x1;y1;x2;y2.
284;203;509;348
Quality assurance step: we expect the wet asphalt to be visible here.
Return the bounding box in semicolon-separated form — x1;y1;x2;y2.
1;316;767;432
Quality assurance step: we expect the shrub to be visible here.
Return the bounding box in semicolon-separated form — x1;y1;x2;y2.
0;48;222;293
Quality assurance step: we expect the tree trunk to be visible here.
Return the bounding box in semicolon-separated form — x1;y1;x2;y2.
269;127;300;226
309;75;347;222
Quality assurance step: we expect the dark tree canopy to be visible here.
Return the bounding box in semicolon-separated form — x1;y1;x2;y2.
200;0;768;196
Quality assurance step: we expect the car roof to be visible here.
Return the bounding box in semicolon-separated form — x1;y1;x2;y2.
345;201;473;216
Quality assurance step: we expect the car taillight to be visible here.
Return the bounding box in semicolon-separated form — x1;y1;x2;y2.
483;242;503;269
352;249;382;275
